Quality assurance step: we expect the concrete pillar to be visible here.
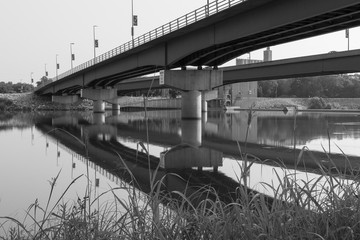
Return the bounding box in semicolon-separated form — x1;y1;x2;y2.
112;108;120;116
112;104;120;111
81;88;117;113
159;70;223;119
181;90;201;119
201;92;207;112
93;100;105;113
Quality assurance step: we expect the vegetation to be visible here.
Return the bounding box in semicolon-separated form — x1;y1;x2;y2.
2;151;360;239
0;82;34;93
307;97;332;109
0;98;14;111
258;74;360;98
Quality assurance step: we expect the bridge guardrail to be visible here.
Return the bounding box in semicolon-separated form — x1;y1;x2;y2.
37;0;246;91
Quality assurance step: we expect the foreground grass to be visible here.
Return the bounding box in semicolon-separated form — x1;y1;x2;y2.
2;154;360;240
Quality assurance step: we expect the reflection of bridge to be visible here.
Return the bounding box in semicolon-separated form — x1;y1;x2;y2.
34;0;360;119
47;111;360;175
37;114;240;205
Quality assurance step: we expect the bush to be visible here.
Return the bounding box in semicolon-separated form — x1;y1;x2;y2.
0;98;13;111
308;97;331;109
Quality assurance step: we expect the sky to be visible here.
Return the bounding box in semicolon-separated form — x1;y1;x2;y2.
1;0;360;84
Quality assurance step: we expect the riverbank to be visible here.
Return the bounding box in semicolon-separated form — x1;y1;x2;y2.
243;97;360;110
0;93;93;111
1;93;360;111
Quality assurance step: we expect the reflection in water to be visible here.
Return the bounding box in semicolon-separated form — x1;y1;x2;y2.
1;110;360;225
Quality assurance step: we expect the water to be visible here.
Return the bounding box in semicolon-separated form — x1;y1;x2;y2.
1;110;360;223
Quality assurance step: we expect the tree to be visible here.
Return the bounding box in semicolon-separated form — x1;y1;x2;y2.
258;80;278;97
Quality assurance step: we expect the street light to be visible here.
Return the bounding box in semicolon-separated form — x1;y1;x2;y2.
30;72;34;84
56;54;59;81
345;28;350;51
206;0;210;17
44;64;48;77
131;0;138;48
93;25;98;64
70;43;75;70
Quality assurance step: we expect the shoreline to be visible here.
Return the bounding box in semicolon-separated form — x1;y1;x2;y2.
1;92;360;112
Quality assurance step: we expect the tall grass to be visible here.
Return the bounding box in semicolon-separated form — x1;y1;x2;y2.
2;112;360;239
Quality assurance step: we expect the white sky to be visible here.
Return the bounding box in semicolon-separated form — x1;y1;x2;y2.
1;0;360;84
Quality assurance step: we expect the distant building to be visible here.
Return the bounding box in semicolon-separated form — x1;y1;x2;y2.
218;47;272;108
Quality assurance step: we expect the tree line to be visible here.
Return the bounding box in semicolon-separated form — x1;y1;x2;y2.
258;74;360;98
0;81;34;93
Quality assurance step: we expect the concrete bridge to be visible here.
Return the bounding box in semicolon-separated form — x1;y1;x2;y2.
114;49;360;94
34;0;360;118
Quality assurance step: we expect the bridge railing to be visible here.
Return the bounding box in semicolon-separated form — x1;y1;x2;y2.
43;0;246;88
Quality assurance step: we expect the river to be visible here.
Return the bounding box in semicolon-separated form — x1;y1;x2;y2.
1;109;360;223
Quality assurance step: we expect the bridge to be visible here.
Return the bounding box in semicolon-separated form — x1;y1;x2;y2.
34;0;360;118
110;49;360;94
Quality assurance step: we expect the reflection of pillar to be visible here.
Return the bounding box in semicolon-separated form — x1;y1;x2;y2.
181;91;201;119
202;112;208;125
201;92;208;112
93;113;105;125
112;103;120;116
112;108;120;116
181;119;202;147
93;100;105;113
112;104;120;111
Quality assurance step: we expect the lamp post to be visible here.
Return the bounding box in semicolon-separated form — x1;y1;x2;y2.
345;28;350;51
131;0;138;48
93;25;98;65
70;43;75;70
56;54;59;81
206;0;209;16
44;64;48;77
30;72;34;84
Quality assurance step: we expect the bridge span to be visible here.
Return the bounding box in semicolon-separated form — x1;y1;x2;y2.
34;0;360;118
114;49;360;94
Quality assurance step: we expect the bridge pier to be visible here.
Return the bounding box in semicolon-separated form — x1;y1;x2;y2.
81;88;119;113
181;91;201;119
93;100;105;113
159;70;223;119
201;92;208;112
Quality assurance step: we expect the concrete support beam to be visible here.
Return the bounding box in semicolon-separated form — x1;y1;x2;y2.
81;88;118;101
159;70;223;91
52;95;79;104
160;70;223;119
81;88;119;112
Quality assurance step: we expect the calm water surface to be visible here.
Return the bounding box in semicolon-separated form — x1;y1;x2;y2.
1;110;360;221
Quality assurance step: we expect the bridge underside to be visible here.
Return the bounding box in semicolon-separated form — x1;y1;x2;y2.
35;0;360;95
111;50;360;95
180;2;360;67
